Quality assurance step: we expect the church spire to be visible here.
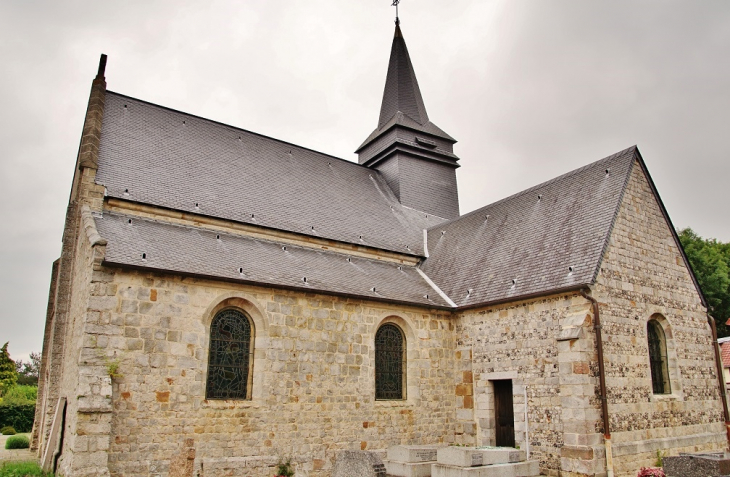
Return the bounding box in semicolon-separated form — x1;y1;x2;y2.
356;20;461;220
378;21;429;129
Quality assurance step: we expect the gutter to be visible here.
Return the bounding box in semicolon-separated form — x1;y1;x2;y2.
580;289;614;477
707;314;730;448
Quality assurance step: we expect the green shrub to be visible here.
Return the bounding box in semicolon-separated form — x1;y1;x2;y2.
0;426;15;435
1;386;37;405
275;458;295;477
0;461;54;476
4;435;29;449
0;403;35;433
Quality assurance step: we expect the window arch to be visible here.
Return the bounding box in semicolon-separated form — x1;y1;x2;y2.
206;308;254;400
647;319;671;394
375;323;406;400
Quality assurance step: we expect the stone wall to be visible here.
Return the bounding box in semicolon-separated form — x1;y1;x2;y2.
75;268;459;476
457;293;602;477
593;160;726;476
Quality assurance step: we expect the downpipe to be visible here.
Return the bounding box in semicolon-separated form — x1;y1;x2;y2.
581;289;614;477
707;314;730;449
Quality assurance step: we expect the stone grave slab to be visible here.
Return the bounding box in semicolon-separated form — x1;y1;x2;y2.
333;450;386;477
385;445;443;477
476;447;525;465
663;452;730;477
437;447;526;467
388;445;441;463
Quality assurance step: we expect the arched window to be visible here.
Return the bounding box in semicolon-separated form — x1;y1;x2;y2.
206;309;254;400
375;323;406;400
647;319;671;394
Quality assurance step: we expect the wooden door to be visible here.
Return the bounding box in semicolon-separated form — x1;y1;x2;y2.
493;380;515;447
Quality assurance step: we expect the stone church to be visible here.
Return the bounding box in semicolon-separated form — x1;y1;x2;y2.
33;18;728;477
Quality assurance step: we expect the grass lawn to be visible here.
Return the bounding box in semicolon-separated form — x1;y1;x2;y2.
0;461;53;477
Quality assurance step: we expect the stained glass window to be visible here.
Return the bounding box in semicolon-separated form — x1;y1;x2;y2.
206;309;253;400
647;319;670;394
375;323;405;400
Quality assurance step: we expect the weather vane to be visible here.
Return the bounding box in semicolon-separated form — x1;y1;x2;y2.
392;0;400;24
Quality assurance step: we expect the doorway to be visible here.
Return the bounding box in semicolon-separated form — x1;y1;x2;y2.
493;380;515;447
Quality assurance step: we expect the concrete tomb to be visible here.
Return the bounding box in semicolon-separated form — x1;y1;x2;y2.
384;445;443;477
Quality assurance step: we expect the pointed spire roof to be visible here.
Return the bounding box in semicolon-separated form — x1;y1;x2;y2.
356;21;455;153
378;21;429;128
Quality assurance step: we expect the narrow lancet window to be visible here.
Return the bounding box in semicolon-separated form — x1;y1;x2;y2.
375;323;406;400
647;319;671;394
206;309;253;400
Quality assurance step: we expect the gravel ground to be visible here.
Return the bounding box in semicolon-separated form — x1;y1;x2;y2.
0;434;36;462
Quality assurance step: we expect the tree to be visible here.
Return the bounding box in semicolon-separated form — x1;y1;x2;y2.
678;228;730;337
0;342;18;396
15;352;41;386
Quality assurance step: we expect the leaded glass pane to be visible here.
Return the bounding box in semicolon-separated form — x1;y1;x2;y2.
647;320;670;394
375;323;405;400
206;309;252;399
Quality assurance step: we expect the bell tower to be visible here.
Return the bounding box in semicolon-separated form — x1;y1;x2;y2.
357;19;460;219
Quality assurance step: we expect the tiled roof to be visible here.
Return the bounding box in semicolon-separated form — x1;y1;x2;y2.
95;92;447;257
720;339;730;368
95;211;451;308
420;147;638;307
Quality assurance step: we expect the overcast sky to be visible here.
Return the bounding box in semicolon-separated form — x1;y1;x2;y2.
1;1;729;362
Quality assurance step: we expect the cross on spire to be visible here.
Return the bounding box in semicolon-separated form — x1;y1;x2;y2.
392;0;400;24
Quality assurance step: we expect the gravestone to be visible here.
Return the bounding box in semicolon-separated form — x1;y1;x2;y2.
333;450;386;477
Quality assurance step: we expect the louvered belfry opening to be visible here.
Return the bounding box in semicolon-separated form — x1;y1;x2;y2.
375;323;406;400
647;319;671;395
206;309;254;400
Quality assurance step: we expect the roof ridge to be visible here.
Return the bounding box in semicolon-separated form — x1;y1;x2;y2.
430;146;638;230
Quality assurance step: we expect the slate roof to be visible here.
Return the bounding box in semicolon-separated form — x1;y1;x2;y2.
95;211;451;308
95;92;447;257
420;147;638;307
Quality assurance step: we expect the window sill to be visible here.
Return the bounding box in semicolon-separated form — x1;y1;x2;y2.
202;399;260;409
649;393;681;402
374;399;413;408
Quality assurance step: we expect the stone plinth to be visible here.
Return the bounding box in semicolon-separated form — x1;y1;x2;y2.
663;452;730;477
431;461;540;477
333;450;386;477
